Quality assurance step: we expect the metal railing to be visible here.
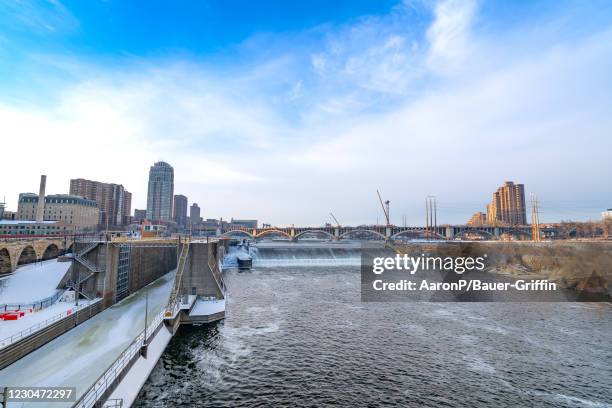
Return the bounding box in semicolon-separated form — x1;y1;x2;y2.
165;242;190;317
103;399;123;408
73;254;105;273
0;290;64;314
73;310;165;408
77;242;99;257
208;245;226;294
0;299;100;349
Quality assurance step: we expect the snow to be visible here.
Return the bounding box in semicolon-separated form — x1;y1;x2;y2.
0;269;176;408
107;325;173;407
0;300;101;349
190;298;225;316
0;259;70;304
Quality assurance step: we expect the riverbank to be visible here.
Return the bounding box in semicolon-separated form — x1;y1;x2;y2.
393;241;612;296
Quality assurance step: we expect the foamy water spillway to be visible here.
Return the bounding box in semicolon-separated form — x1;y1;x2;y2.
250;241;366;267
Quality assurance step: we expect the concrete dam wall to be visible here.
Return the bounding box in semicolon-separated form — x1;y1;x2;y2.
70;241;177;306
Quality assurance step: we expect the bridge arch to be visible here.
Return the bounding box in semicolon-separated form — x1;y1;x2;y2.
391;229;446;240
17;245;37;266
294;230;335;240
254;229;292;240
453;229;494;240
222;230;254;239
0;248;11;274
339;229;386;240
501;228;532;240
42;243;60;260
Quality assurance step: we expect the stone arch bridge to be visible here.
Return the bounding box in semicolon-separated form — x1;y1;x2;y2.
0;236;73;275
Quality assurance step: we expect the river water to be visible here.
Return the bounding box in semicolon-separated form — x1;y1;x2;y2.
136;243;612;407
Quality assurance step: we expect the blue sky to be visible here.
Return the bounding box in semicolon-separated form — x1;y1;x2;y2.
1;0;612;225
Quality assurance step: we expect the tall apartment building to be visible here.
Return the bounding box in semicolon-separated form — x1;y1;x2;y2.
146;161;174;221
486;181;526;226
17;193;99;229
173;195;188;226
69;178;132;226
190;203;201;224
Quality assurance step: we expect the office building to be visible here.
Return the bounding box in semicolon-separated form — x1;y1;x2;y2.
230;219;258;229
133;209;147;222
173;195;188;227
69;178;132;226
146;161;174;221
17;193;99;229
190;203;201;224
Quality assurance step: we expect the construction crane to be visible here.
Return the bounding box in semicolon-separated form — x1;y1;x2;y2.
376;190;391;226
329;212;341;228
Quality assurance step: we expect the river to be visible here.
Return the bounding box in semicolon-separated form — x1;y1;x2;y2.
135;242;612;407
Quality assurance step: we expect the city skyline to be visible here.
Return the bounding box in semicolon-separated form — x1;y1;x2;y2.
1;1;612;225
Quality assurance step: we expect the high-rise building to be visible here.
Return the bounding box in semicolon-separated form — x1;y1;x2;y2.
486;181;526;226
146;161;174;221
70;178;132;226
173;195;188;226
190;203;201;224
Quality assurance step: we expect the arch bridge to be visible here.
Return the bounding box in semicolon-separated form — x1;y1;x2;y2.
0;236;73;276
220;225;548;242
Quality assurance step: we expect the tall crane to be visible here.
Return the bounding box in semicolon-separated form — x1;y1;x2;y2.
376;190;390;226
329;212;341;228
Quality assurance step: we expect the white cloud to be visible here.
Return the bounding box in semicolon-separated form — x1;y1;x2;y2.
426;0;478;73
1;0;612;225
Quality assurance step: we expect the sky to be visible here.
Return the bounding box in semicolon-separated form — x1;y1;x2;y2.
1;0;611;226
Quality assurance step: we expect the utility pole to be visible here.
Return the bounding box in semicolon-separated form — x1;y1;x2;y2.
425;198;429;240
531;193;541;242
425;196;437;240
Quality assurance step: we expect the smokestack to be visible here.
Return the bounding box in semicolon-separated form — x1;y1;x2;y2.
36;175;46;222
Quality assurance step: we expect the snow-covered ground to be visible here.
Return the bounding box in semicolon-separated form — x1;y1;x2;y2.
0;269;176;408
0;259;70;304
0;300;101;349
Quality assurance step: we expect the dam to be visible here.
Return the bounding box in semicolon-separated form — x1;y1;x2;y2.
0;237;227;408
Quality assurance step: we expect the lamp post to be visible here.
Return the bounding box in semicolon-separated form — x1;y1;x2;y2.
140;289;149;358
